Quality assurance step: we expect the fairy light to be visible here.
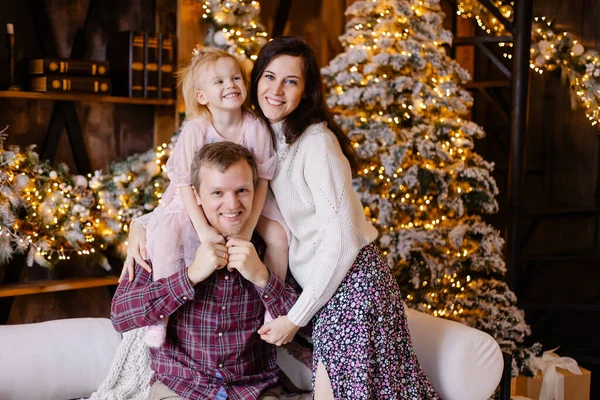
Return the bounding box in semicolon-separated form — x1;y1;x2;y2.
458;1;600;128
202;0;268;62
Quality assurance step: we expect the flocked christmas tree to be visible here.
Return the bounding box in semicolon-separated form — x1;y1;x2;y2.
322;0;540;375
201;0;268;63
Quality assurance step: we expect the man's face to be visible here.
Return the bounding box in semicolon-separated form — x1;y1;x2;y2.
195;160;254;237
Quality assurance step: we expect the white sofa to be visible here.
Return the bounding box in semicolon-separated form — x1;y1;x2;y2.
0;309;504;400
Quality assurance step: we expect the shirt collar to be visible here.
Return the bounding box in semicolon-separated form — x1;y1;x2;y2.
270;121;287;151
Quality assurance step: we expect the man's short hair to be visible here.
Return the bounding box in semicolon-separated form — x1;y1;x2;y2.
190;141;258;192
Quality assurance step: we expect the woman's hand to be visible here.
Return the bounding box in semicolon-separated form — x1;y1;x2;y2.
120;221;152;282
258;315;300;346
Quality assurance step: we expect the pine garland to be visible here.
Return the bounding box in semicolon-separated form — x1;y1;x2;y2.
458;0;600;127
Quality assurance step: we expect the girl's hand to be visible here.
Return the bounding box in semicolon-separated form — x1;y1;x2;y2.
258;315;300;346
120;221;152;282
197;225;221;243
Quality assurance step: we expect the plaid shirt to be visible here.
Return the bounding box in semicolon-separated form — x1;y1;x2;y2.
111;262;298;400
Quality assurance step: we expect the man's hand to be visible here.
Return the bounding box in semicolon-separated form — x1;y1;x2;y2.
226;237;269;287
258;316;300;346
120;221;152;282
187;235;229;285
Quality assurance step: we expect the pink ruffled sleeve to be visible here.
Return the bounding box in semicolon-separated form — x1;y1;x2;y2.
167;120;207;187
249;117;277;180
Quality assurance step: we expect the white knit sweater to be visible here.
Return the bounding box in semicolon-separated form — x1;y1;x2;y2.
270;122;378;327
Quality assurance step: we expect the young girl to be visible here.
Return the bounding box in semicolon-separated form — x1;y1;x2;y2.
143;47;289;347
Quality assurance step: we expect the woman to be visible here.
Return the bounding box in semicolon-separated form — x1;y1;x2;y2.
125;37;439;399
250;36;439;400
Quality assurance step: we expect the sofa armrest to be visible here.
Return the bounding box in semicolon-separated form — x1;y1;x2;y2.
0;317;122;400
406;308;504;400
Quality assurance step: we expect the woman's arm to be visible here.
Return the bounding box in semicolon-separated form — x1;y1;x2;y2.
286;132;370;327
237;178;268;240
179;185;219;241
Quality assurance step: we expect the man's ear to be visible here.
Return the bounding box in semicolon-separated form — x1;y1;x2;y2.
195;90;208;105
193;188;202;205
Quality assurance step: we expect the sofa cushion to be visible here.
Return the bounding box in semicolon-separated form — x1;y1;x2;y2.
0;317;122;400
406;308;504;400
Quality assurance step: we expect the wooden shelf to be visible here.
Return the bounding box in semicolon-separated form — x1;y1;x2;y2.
0;90;175;105
0;276;119;298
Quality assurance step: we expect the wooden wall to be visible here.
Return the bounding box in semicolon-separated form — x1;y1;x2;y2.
463;0;600;393
0;0;177;323
0;0;166;171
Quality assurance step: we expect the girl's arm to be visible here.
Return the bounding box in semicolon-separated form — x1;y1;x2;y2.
179;185;219;241
237;178;268;240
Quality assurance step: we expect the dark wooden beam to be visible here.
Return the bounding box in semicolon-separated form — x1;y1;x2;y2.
506;0;533;294
272;0;294;38
478;0;514;34
474;41;512;78
454;36;513;45
27;0;58;57
499;353;513;400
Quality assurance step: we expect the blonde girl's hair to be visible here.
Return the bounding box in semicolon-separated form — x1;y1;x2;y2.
175;46;249;120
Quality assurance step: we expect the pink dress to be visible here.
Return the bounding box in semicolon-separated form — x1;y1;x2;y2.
146;112;288;280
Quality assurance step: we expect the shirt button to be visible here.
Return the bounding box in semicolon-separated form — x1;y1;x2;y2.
182;296;188;300
159;314;164;319
224;275;229;280
219;363;224;368
263;294;269;299
218;332;223;337
222;306;227;310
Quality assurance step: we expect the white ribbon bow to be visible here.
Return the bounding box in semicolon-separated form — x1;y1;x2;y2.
531;347;582;400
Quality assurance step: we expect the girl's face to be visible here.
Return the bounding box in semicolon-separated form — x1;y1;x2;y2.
256;55;305;124
196;57;247;114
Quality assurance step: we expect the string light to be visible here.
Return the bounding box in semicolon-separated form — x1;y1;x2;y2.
0;136;169;268
458;1;600;128
202;0;268;63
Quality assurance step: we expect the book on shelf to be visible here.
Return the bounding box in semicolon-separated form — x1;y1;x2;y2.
146;32;159;99
29;75;112;94
29;58;110;76
158;34;175;99
107;31;146;97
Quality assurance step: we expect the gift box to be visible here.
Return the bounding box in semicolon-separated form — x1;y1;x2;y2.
510;349;591;400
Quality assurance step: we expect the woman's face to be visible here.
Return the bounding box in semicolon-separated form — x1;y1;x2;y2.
256;55;305;124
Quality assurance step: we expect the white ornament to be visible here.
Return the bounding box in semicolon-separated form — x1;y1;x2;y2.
49;171;58;179
73;175;88;188
572;43;585;57
15;173;30;189
214;30;229;46
145;161;161;177
214;11;227;22
534;55;547;67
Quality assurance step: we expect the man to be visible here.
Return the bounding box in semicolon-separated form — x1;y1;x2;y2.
111;141;298;400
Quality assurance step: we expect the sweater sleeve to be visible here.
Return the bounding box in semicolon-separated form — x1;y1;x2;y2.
286;131;364;327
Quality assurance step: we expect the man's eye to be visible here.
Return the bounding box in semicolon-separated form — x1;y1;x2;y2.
213;191;222;196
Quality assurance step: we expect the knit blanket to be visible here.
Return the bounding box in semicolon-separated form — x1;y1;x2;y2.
86;327;313;400
85;328;152;400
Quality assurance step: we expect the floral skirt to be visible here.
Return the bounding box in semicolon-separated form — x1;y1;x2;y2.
311;244;440;400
